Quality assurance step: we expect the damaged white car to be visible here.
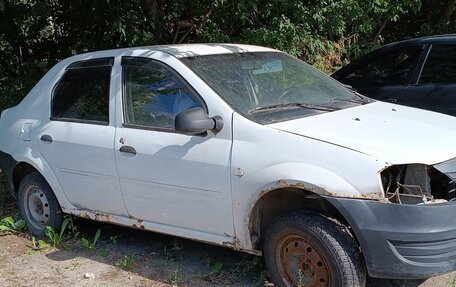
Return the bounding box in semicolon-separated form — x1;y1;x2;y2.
1;44;456;287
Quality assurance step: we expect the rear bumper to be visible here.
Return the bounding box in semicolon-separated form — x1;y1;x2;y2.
324;196;456;279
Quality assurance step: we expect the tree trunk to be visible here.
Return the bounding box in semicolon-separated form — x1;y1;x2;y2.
424;0;438;25
441;0;455;32
3;0;30;66
373;18;387;41
140;0;159;19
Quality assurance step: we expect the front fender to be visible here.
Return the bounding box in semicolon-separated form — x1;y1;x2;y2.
233;162;384;250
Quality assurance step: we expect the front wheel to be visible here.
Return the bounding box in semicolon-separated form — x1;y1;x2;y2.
263;211;366;287
18;172;63;237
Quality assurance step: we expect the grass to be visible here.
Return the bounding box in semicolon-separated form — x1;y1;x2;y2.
45;216;71;247
451;273;456;287
116;254;136;270
169;266;180;287
164;239;184;262
80;228;101;250
0;216;26;233
229;255;268;286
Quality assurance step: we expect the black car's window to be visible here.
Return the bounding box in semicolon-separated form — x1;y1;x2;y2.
52;58;113;125
341;47;422;87
122;57;201;130
419;45;456;84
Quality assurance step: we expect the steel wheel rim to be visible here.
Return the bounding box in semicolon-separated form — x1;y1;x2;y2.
24;186;50;228
275;234;331;287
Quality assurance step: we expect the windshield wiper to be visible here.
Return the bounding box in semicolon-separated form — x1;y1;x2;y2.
330;97;369;104
249;102;339;113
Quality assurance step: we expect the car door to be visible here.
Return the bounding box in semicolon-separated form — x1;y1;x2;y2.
38;57;128;216
114;56;234;236
334;45;424;103
400;44;456;116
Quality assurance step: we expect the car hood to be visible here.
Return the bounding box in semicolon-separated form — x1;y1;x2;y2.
268;101;456;165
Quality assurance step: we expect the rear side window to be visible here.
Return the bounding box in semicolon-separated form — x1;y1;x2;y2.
419;45;456;84
52;58;113;124
340;47;422;87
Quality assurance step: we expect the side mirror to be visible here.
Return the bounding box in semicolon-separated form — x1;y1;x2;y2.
175;107;223;135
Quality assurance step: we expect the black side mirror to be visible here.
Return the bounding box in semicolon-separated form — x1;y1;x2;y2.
175;107;223;135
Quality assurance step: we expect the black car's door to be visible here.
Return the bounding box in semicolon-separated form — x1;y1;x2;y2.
400;44;456;117
333;45;425;103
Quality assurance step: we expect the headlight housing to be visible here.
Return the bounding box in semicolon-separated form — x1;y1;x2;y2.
381;163;456;204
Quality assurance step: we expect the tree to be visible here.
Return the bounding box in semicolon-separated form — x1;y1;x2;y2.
1;0;455;112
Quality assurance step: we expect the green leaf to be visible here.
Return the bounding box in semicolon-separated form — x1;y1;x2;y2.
211;261;223;275
92;229;101;247
59;217;70;239
81;237;90;249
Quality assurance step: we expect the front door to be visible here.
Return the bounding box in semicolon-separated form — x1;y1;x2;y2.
114;57;234;236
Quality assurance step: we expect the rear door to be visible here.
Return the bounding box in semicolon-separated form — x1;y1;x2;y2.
401;44;456;116
334;45;424;103
38;58;127;216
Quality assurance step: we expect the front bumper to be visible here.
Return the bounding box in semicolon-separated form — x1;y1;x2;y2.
324;196;456;279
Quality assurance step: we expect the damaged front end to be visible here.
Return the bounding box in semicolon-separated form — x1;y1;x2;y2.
380;162;456;204
323;158;456;279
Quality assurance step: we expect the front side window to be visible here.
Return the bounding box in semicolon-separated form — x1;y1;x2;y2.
419;45;456;84
52;59;112;124
122;58;201;130
341;47;422;87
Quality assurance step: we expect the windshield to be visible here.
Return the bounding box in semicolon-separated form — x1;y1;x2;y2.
181;52;372;124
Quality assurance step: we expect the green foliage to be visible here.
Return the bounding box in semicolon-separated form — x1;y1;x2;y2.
1;0;456;109
98;249;109;257
45;216;70;247
109;235;118;244
116;254;136;270
230;255;268;286
31;236;51;250
80;228;101;250
297;268;304;287
169;266;180;287
0;216;26;233
164;239;184;262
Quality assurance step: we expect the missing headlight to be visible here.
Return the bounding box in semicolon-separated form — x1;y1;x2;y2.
381;164;456;204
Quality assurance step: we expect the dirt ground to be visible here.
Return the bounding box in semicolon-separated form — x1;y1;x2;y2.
1;199;455;287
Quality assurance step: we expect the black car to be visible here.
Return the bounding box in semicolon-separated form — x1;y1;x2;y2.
332;34;456;116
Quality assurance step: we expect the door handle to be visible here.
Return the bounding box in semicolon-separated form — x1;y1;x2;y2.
40;134;53;143
119;145;136;155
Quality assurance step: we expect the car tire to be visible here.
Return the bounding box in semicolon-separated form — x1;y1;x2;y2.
18;172;63;237
263;210;366;287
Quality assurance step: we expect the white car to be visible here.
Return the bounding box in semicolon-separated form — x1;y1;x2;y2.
1;44;456;287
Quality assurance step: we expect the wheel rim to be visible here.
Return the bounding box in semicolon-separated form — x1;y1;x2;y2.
24;186;50;228
276;234;331;287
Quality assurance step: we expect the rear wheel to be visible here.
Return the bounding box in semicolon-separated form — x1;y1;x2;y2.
263;210;366;287
18;172;63;237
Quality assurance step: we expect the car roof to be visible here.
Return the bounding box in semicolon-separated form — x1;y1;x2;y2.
332;34;456;77
65;43;278;62
379;34;456;50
